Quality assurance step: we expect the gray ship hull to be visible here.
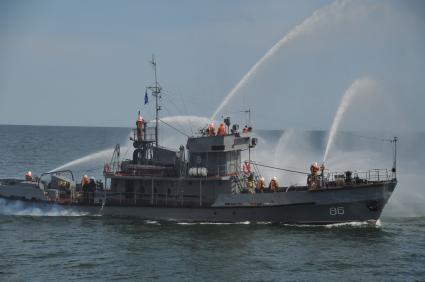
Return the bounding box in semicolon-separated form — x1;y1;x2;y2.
0;181;396;224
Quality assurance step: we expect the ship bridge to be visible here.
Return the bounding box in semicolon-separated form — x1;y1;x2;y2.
186;134;252;177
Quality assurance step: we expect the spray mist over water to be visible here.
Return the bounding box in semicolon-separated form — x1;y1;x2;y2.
273;129;295;166
250;130;321;186
0;199;88;216
211;0;350;120
323;77;378;163
158;115;210;136
49;131;134;175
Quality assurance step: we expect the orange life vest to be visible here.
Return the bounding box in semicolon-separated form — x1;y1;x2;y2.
217;124;226;136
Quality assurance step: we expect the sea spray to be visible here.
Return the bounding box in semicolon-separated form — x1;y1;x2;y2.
273;129;295;166
156;115;210;137
49;130;135;173
211;0;351;120
0;198;88;216
251;130;317;186
323;77;378;162
49;148;114;173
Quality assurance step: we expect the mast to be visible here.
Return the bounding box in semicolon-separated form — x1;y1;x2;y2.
241;108;251;127
148;55;162;147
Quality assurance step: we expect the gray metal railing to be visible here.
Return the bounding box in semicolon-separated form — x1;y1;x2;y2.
325;169;391;183
76;191;207;207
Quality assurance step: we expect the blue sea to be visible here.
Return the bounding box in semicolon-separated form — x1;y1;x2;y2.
1;125;424;281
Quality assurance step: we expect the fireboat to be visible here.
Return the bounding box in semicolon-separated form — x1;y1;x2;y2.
0;59;398;224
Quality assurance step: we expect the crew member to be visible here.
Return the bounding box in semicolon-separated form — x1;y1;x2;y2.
247;172;255;193
242;125;249;134
88;177;96;192
269;176;279;192
207;123;216;136
217;123;226;136
136;111;144;141
256;176;266;193
81;175;89;191
310;162;320;175
307;162;321;190
25;171;33;181
242;160;251;175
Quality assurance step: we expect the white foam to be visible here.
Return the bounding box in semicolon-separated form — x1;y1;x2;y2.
144;220;160;225
282;220;381;228
177;221;251;225
0;198;88;217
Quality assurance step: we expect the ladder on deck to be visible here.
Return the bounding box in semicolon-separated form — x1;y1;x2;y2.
232;167;246;194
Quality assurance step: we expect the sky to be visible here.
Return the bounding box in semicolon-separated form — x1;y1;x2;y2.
0;0;424;130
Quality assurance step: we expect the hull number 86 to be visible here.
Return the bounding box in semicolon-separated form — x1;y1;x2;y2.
329;207;345;216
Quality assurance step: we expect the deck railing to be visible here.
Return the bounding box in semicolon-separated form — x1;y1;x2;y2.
325;169;392;183
75;191;207;207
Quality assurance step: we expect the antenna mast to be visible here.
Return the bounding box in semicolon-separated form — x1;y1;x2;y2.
148;55;162;147
241;108;251;126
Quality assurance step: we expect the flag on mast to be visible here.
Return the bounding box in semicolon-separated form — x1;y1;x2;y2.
144;89;149;105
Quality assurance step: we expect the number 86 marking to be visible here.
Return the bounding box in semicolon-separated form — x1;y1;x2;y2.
330;207;344;216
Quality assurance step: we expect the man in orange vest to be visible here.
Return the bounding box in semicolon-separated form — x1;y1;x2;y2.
136;111;144;141
217;123;226;136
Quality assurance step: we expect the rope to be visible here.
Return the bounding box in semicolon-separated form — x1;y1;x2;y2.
251;161;310;175
159;119;190;138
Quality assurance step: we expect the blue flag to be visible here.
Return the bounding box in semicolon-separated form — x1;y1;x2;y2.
144;89;149;105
